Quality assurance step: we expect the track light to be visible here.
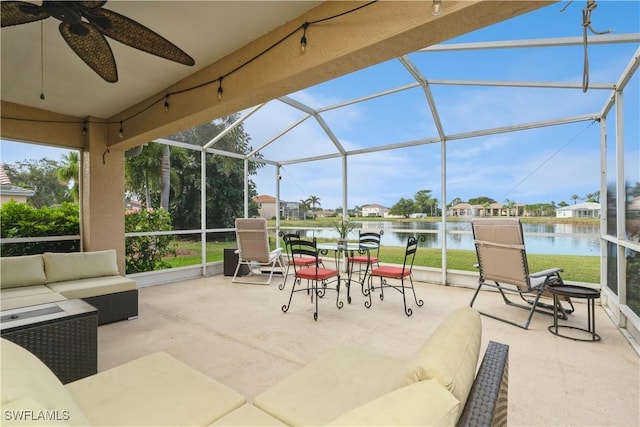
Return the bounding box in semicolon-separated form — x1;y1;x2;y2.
300;22;309;54
119;121;124;138
164;95;170;112
432;0;442;15
82;121;87;136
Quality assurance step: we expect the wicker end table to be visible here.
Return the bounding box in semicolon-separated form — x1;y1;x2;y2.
1;299;98;383
547;284;601;342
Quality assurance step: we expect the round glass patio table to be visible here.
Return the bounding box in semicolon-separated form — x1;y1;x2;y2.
317;242;375;304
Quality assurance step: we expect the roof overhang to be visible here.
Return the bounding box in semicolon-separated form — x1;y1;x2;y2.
1;1;555;151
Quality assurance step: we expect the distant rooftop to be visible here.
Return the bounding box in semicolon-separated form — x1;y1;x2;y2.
0;164;35;198
556;202;600;211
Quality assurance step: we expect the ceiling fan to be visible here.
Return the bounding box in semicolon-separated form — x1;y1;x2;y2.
1;1;195;83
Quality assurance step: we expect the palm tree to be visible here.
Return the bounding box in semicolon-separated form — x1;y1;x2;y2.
503;198;515;216
585;191;600;203
160;144;171;210
56;151;80;203
125;143;162;208
299;199;310;219
570;194;581;205
306;195;321;218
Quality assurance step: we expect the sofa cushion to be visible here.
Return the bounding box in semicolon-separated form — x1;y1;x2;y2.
0;286;67;310
1;339;90;426
210;404;287;426
326;379;460;427
397;306;481;419
0;255;46;288
66;351;246;426
46;276;136;299
254;343;404;426
43;250;119;284
1;285;59;299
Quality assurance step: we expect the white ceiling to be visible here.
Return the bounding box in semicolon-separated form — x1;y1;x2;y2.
0;1;321;119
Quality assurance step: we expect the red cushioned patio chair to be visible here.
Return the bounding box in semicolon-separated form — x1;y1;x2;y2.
365;235;425;317
281;236;341;321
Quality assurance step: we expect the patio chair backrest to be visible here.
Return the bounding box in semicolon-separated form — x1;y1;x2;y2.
288;236;320;270
358;230;383;257
472;218;530;291
235;218;272;263
402;235;421;271
280;232;300;260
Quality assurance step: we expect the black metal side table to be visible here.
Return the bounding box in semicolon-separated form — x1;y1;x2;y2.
547;284;601;342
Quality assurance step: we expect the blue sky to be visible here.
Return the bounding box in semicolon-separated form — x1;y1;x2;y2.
2;0;639;211
244;0;639;210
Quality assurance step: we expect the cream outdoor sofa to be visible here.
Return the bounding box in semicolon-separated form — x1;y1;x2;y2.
0;250;137;325
1;306;509;427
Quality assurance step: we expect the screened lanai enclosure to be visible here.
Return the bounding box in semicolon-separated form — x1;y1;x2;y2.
1;2;639;348
138;5;640;347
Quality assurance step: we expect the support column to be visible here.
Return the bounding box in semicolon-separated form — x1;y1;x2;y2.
81;120;126;274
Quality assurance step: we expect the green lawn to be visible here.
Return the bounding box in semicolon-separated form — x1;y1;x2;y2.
163;238;600;283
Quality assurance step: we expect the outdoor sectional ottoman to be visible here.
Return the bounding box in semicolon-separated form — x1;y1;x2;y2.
1;306;508;426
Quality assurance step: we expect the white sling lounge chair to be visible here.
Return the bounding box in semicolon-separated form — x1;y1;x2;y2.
233;218;285;285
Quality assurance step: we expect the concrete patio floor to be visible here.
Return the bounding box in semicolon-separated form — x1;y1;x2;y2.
98;274;639;426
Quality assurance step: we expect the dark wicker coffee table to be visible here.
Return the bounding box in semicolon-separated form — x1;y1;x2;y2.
547;284;601;342
1;299;98;383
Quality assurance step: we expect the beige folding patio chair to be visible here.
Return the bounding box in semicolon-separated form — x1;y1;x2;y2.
469;218;574;329
233;218;285;285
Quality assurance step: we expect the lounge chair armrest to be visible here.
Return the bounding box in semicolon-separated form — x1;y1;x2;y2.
457;341;509;427
529;267;563;278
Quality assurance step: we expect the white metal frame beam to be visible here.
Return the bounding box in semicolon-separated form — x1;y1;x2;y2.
147;33;638;294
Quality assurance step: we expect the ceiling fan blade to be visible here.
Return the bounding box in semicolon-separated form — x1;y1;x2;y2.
85;7;195;66
1;1;49;27
59;22;118;83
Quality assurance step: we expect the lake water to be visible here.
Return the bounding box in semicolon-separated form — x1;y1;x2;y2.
292;220;600;256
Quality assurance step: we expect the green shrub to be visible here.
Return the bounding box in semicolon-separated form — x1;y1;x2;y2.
0;201;80;255
125;208;176;274
627;250;640;315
